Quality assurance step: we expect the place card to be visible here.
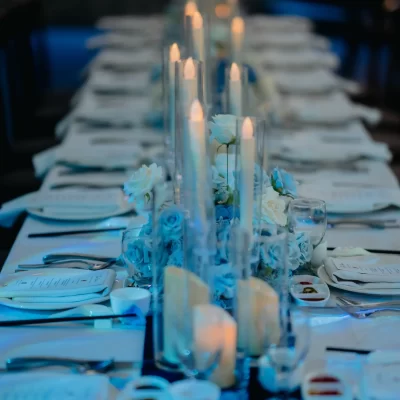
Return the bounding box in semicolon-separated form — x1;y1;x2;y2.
0;270;116;298
332;258;400;276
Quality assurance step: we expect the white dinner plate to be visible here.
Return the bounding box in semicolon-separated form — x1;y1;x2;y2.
27;202;135;222
317;266;400;296
0;269;113;310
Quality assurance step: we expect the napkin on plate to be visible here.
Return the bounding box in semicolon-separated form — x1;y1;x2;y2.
0;189;127;227
266;69;360;94
285;92;381;125
298;184;400;213
0;373;111;400
247;32;329;49
324;253;400;289
72;90;151;127
251;48;339;69
245;16;313;32
33;141;140;177
96;15;164;36
85;69;150;94
275;134;391;162
0;269;116;303
88;49;160;72
86;32;153;50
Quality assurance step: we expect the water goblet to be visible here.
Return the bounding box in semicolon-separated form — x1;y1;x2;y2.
288;198;327;248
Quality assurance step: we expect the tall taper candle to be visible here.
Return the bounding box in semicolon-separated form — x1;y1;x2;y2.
188;99;206;187
192;11;208;104
169;43;181;158
192;11;205;62
184;0;197;17
229;63;242;116
240;117;255;235
231;16;244;64
183;58;198;114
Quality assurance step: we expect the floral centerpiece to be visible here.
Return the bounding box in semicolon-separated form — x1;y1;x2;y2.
123;115;313;301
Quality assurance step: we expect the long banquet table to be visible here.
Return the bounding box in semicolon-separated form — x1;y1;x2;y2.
1;11;400;399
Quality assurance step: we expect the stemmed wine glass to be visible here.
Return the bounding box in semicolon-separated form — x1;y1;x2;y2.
264;306;311;400
289;198;327;248
288;198;327;248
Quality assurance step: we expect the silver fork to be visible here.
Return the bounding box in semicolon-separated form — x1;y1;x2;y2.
6;357;115;373
336;296;400;309
336;298;400;319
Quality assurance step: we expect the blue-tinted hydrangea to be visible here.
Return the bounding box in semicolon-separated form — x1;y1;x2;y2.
271;167;297;198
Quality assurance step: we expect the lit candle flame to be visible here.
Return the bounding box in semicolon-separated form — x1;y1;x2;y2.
231;16;244;34
230;63;240;82
184;57;196;80
184;1;198;16
242;117;253;139
192;11;203;30
190;99;204;122
215;4;231;19
169;43;180;62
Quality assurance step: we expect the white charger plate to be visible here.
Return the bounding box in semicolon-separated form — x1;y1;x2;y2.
0;269;113;310
317;266;400;296
27;202;135;222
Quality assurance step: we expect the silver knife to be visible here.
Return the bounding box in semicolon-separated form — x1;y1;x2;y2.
4;357;139;373
43;253;118;264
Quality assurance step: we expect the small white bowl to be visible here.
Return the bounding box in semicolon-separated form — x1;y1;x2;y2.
290;275;330;307
117;376;172;400
169;379;220;400
301;371;351;400
110;287;151;317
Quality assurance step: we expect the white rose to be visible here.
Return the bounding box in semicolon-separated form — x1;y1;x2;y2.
208;114;237;145
259;187;287;226
124;163;163;204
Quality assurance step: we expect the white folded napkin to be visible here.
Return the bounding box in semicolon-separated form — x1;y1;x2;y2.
0;373;111;400
286;92;382;125
324;251;400;289
0;189;126;227
86;32;153;49
298;184;400;213
0;269;116;303
265;69;360;94
89;49;160;71
96;15;164;36
245;16;313;32
72;89;151;127
86;69;150;93
251;48;339;69
276;135;391;162
33;142;140;177
247;32;328;49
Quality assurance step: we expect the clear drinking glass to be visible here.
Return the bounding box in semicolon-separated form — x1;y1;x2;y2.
172;302;224;381
288;198;327;248
122;227;152;289
265;307;310;400
251;226;289;363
